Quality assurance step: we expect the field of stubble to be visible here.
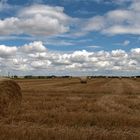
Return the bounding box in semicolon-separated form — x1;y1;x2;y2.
0;78;140;140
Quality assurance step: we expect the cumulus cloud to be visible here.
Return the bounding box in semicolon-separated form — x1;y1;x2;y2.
0;1;140;38
0;41;139;75
0;4;71;36
131;48;140;55
131;48;140;62
20;41;46;53
111;49;128;58
31;60;51;69
82;1;140;36
0;45;17;58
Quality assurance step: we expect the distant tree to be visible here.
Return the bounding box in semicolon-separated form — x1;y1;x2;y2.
24;75;33;79
14;75;18;79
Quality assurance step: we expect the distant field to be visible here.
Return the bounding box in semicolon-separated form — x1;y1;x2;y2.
0;78;140;140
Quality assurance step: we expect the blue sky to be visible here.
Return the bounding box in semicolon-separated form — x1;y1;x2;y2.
0;0;140;76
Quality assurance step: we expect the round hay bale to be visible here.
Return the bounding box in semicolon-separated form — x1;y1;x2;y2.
88;76;92;80
80;76;87;84
0;79;22;115
133;76;137;80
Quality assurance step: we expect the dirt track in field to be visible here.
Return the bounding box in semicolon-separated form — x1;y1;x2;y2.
0;78;140;140
96;78;140;94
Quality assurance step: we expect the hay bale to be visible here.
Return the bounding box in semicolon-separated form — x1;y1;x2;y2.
80;76;87;84
0;79;22;115
133;76;137;80
88;76;92;80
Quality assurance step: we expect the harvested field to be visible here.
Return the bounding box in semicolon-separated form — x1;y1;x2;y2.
0;78;140;140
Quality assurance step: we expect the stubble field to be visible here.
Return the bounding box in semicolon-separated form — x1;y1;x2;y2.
0;77;140;140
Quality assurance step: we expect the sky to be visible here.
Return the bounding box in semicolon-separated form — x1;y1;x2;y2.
0;0;140;76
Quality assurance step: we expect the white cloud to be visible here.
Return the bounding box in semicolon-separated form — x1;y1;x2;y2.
129;1;140;11
69;50;93;63
111;49;128;58
45;39;74;46
131;48;140;61
84;16;105;32
88;45;102;49
0;45;17;58
0;0;140;39
115;40;130;46
0;41;139;76
0;4;71;36
82;1;140;36
31;60;51;69
20;41;46;53
1;1;140;38
131;48;140;55
123;40;130;46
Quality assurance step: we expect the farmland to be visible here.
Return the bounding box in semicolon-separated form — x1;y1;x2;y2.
0;77;140;140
